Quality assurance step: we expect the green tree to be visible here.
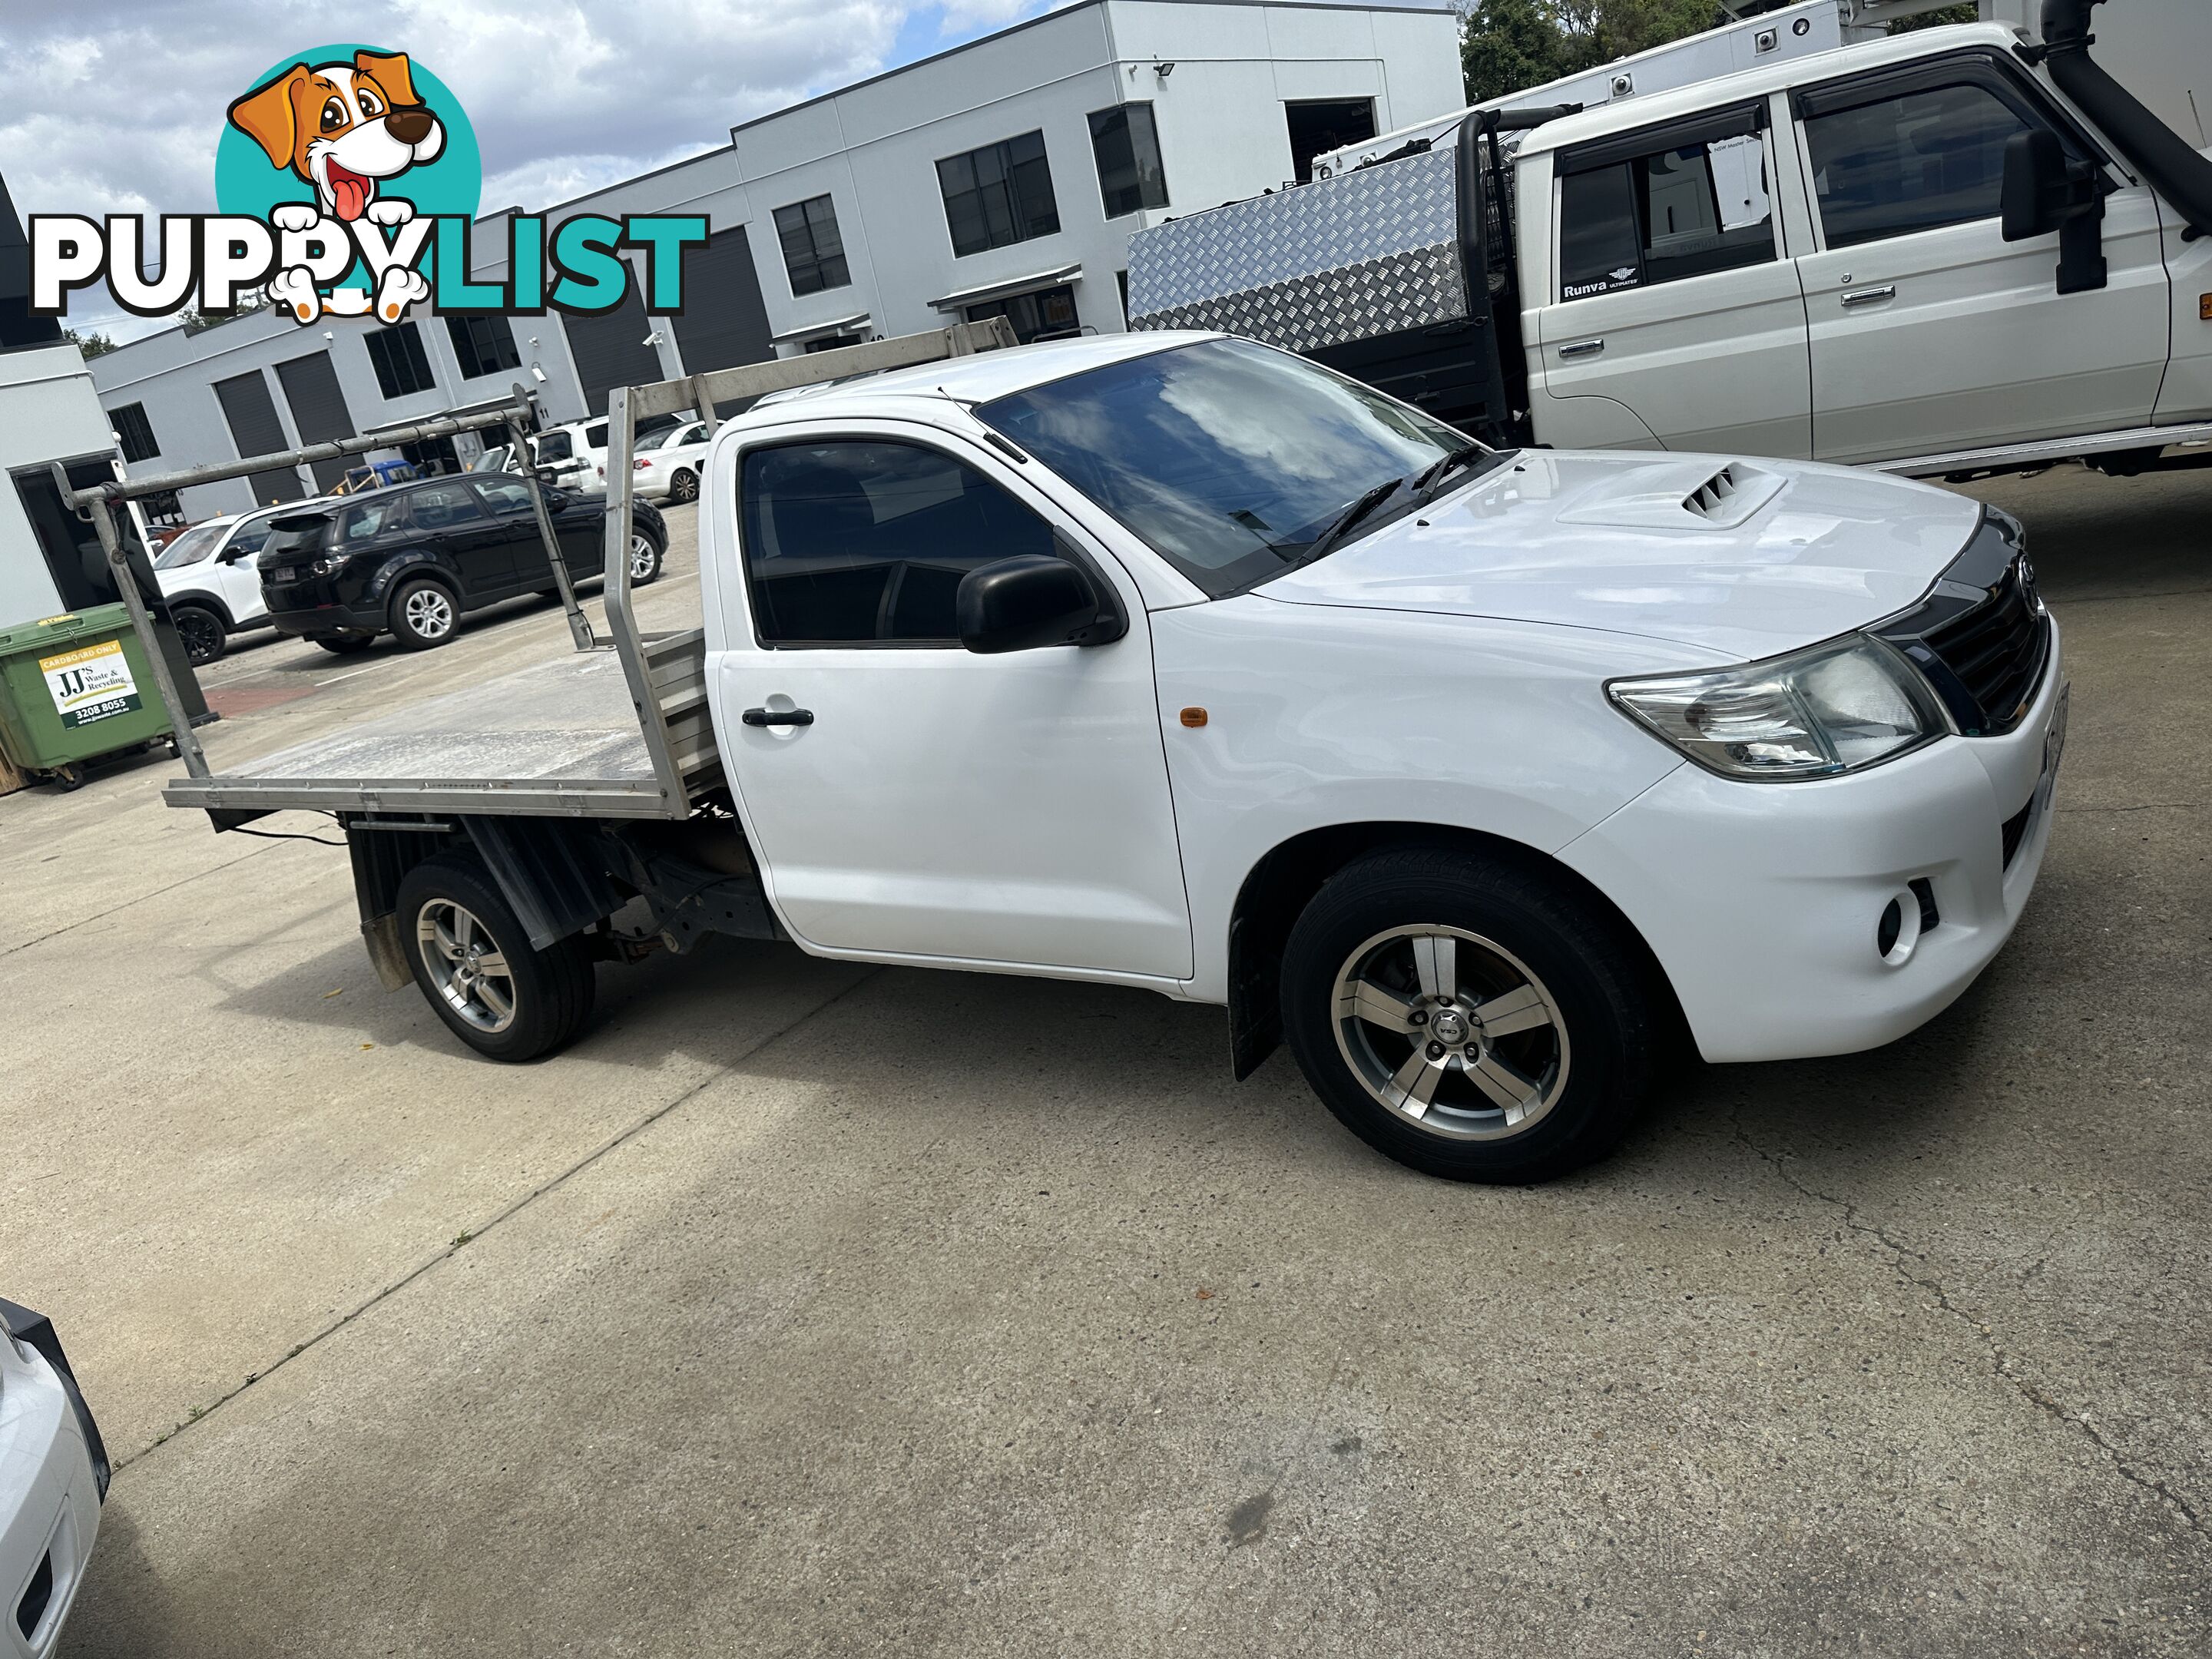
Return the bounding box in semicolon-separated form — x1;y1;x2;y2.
1890;3;1979;31
1462;0;1568;106
62;327;116;358
1462;1;1730;106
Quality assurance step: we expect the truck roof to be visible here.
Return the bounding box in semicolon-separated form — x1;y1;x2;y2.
730;330;1216;423
1513;22;2025;161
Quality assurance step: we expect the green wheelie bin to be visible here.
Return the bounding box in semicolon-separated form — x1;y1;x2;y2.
0;604;178;791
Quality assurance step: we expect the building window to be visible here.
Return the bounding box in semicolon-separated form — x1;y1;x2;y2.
445;314;522;380
1285;98;1376;184
111;402;160;462
965;283;1079;345
936;131;1060;257
1088;105;1169;217
802;333;863;354
773;196;852;296
365;322;435;399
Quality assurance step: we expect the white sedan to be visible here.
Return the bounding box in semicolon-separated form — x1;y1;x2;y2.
628;418;710;503
0;1300;104;1657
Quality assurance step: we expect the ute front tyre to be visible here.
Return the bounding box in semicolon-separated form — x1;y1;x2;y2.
395;853;595;1061
1280;846;1656;1184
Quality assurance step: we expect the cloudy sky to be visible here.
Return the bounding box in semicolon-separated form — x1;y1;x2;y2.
2;0;1056;340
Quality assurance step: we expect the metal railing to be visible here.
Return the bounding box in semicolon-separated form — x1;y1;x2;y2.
66;318;1020;806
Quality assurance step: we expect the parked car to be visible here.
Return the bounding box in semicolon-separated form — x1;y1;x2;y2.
257;474;667;652
528;420;609;491
0;1298;107;1658
1128;10;2212;482
629;418;710;502
167;329;2065;1184
153;501;313;664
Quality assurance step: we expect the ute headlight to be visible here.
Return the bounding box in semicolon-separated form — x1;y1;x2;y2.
1608;634;1947;781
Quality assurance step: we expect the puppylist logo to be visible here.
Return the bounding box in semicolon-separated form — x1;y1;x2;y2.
30;45;707;331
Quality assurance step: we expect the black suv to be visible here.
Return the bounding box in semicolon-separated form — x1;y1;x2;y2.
257;475;667;652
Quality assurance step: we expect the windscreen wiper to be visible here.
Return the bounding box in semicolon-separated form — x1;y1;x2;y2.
1409;444;1498;506
1281;475;1406;569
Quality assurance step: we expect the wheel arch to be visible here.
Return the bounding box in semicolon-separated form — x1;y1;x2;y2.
164;591;235;629
371;550;461;607
1224;820;1687;1081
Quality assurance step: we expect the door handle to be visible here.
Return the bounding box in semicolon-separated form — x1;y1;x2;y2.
1840;285;1896;307
741;707;814;727
1558;338;1605;359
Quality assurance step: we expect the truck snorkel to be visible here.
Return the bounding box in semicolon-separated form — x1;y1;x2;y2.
2037;0;2212;237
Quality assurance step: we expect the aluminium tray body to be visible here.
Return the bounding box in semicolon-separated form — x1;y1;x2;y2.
163;634;714;821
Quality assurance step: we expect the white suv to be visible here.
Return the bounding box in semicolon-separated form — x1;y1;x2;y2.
152;502;308;664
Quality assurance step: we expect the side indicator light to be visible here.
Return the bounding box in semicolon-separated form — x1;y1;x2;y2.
1179;707;1208;728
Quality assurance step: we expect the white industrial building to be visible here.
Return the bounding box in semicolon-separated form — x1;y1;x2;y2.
88;0;1465;520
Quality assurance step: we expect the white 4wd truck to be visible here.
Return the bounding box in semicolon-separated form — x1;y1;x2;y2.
92;326;2064;1184
1128;1;2212;483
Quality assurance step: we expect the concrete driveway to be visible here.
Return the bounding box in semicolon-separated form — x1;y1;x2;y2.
2;472;2207;1657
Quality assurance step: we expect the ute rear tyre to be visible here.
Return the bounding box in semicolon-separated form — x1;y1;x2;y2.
1280;846;1655;1184
395;853;596;1061
389;577;459;650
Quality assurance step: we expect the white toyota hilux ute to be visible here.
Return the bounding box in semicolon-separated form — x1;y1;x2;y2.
148;329;2067;1184
680;333;2063;1181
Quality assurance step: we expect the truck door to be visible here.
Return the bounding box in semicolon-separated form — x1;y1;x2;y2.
1787;51;2168;465
713;430;1193;981
1531;102;1813;458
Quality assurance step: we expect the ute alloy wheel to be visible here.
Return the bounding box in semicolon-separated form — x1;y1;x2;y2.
395;853;595;1061
1280;846;1655;1183
630;534;663;585
1330;926;1570;1140
389;578;459;650
172;604;226;666
418;899;518;1033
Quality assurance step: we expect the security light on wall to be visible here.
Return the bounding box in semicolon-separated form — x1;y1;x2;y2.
1153;61;1174;78
322;329;335;341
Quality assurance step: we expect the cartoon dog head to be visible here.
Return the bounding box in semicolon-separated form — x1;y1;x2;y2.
227;51;445;222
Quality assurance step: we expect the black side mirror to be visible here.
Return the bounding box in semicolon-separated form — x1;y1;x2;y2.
2002;128;2108;294
957;541;1125;654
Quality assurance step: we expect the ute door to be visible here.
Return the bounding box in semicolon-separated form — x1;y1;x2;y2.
403;480;513;600
713;428;1192;980
1789;51;2168;465
1532;101;1813;458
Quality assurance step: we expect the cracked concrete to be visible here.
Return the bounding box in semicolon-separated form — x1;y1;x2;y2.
2;464;2207;1657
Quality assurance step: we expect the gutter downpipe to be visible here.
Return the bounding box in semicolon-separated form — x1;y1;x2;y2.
2038;0;2212;236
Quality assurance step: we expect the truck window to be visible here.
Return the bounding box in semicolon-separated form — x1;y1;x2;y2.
1802;82;2032;250
740;441;1055;645
1558;124;1776;300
